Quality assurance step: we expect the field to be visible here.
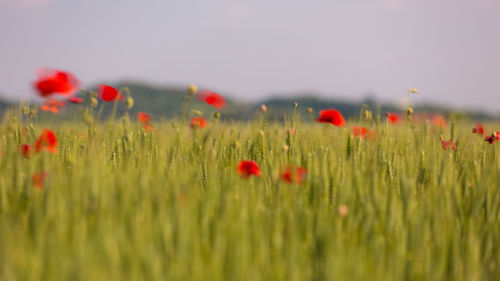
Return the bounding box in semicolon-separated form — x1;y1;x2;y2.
0;105;499;281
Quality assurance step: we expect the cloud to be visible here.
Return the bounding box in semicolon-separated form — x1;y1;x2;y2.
226;2;254;20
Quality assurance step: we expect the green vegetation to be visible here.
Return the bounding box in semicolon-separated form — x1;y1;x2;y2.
0;104;498;281
1;82;498;121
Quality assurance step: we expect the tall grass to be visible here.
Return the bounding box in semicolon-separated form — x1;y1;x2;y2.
0;110;498;281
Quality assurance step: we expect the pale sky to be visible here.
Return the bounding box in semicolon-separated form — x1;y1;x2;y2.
0;0;499;113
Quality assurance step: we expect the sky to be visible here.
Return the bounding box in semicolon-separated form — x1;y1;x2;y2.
0;0;499;112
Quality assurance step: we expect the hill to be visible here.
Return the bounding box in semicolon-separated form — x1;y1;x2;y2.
0;82;498;122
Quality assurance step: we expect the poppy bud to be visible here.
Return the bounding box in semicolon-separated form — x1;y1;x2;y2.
338;205;349;217
293;102;298;108
364;109;372;121
408;88;420;94
214;112;220;119
260;104;267;113
283;144;289;152
191;110;203;116
407;107;414;115
306;107;313;113
90;97;98;108
125;96;134;108
188;84;198;96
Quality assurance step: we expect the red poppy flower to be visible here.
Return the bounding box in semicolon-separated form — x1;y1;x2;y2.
316;109;346;127
40;98;66;114
352;126;371;139
386;113;399;124
32;172;48;190
190;117;208;129
98;85;124;102
137;112;151;124
143;124;153;131
19;144;31;158
280;166;307;184
40;105;56;113
197;90;226;110
35;129;58;153
237;160;261;178
34;68;79;97
485;133;499;144
68;96;84;104
137;112;152;131
472;123;485;135
441;140;457;150
440;135;457;150
433;116;446;128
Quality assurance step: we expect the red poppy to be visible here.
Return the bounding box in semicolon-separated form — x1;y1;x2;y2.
352;126;371;139
440;135;457;150
40;104;56;113
19;144;31;158
32;172;48;190
316;109;346;127
68;96;84;104
35;129;58;153
472;123;485;135
386;113;399;124
40;98;66;114
190;117;208;129
485;133;499;144
137;112;151;124
237;160;261;178
197;90;226;110
433;116;446;128
280;166;307;184
485;136;495;144
34;68;79;97
137;112;152;131
98;85;124;102
441;140;457;150
144;124;153;131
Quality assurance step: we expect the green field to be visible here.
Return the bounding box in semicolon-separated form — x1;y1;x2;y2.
0;107;499;281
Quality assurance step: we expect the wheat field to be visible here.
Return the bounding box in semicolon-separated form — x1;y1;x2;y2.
0;105;499;281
